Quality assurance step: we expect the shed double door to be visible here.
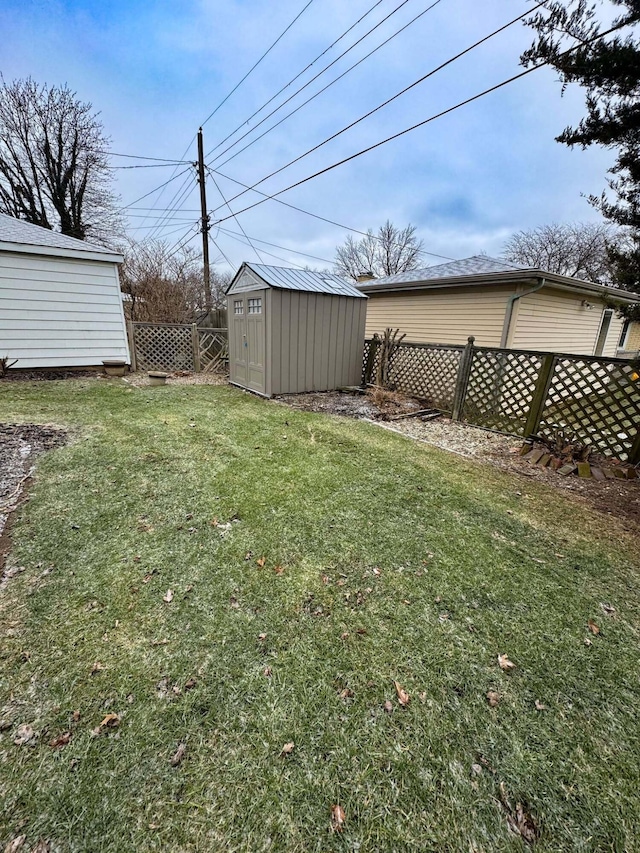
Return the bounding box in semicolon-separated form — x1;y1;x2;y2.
230;291;266;394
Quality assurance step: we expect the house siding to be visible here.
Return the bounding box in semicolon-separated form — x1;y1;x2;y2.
511;287;624;356
0;250;129;368
364;285;514;346
622;321;640;353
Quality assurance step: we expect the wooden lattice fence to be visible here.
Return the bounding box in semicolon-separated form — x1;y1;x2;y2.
362;339;462;412
130;322;228;374
362;337;640;463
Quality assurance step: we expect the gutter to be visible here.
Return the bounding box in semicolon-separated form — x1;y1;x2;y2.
500;277;546;348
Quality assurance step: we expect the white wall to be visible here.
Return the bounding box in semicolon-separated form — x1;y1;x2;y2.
0;250;129;368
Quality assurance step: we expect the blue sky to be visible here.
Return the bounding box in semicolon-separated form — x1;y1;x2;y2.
0;0;618;273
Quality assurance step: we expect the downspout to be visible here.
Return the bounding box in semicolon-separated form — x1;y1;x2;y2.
500;277;546;348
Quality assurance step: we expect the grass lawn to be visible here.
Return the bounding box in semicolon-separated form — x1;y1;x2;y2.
1;379;639;853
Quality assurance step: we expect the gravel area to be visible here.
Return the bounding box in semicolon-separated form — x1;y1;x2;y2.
124;371;228;388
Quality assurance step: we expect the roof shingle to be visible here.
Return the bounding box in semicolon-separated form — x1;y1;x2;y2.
0;212;120;257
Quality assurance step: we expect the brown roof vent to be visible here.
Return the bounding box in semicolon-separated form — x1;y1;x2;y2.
356;271;376;282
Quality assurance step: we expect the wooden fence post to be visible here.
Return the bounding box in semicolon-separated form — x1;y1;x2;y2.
191;324;201;372
451;336;475;421
126;320;137;372
362;336;380;386
523;352;556;439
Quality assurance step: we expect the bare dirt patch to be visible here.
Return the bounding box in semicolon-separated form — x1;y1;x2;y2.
276;390;640;527
125;371;228;388
0;424;68;579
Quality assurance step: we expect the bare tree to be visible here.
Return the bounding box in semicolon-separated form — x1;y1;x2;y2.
334;220;424;280
502;222;618;284
0;76;121;245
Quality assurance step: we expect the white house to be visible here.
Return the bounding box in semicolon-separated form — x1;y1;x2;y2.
0;213;129;369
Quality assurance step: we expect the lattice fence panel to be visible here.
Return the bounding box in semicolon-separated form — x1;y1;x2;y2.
198;328;229;373
463;349;542;436
361;340;461;411
539;356;640;460
388;344;461;411
133;324;194;371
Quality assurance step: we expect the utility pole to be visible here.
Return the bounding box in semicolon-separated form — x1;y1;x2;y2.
196;127;213;314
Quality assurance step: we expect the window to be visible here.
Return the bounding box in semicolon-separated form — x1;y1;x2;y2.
594;308;613;356
248;297;262;314
233;300;243;315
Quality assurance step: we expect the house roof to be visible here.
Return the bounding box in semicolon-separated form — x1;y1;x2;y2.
229;262;367;298
358;254;640;303
0;213;123;263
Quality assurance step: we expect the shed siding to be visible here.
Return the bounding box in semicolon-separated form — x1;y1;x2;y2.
511;287;623;355
364;286;513;346
269;290;365;395
0;250;129;368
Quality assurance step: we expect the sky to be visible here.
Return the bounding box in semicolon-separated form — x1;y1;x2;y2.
0;0;621;274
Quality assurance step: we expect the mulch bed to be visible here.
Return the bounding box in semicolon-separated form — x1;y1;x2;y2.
0;424;68;580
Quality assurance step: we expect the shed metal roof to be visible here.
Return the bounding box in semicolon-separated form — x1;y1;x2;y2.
237;263;366;298
0;213;122;260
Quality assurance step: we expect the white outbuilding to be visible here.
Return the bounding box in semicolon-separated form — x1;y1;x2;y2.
0;213;129;370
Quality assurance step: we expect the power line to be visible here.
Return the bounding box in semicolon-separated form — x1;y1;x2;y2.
110;162;190;170
209;165;455;260
119;167;192;210
208;0;429;166
218;229;308;269
210;2;542;213
206;0;388;157
216;224;335;265
165;223;201;258
209;234;235;269
207;168;265;263
118;1;316;237
103;151;192;163
200;0;317;130
213;17;631;226
144;175;199;240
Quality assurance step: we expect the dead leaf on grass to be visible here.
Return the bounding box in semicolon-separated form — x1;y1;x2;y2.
372;567;381;576
587;619;600;635
584;637;593;646
48;731;71;749
321;574;330;584
534;700;546;711
263;666;272;677
4;836;26;853
93;713;120;736
258;633;267;642
142;570;157;583
162;589;174;603
330;804;346;832
229;596;240;609
383;700;393;713
13;724;36;746
600;602;616;617
280;741;295;757
339;688;354;700
498;654;516;673
90;662;105;675
393;680;410;707
273;564;284;575
171;742;187;767
72;710;81;722
340;631;349;640
185;678;197;690
499;783;538;843
486;690;500;707
256;557;266;568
